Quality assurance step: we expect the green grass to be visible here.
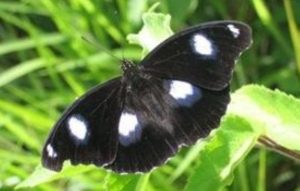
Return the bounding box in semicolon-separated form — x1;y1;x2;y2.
1;0;300;191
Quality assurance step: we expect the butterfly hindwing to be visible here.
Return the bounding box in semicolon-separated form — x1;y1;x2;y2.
140;21;251;90
106;75;229;173
42;78;123;171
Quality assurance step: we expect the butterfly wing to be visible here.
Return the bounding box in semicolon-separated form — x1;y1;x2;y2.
139;21;252;90
106;76;229;173
42;78;123;171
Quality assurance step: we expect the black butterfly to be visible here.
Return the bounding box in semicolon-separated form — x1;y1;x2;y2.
42;21;252;173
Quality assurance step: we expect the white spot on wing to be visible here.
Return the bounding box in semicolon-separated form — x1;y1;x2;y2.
227;24;240;38
46;144;57;158
68;115;88;141
118;112;142;146
168;80;202;107
169;80;193;99
192;34;213;55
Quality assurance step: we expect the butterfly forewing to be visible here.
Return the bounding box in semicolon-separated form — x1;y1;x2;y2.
140;21;251;90
42;78;123;171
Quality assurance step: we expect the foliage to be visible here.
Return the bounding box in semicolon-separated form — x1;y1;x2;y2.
0;0;300;191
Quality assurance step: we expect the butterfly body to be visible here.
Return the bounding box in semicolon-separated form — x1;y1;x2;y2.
42;21;252;173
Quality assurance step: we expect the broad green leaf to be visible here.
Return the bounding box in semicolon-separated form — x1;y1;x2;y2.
127;11;173;57
134;173;151;191
16;163;141;190
184;115;258;191
229;85;300;152
168;139;206;182
100;173;140;191
16;164;94;189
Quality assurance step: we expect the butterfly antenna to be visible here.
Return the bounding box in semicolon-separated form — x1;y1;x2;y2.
81;36;121;62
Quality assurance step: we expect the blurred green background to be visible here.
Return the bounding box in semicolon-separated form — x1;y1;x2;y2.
0;0;300;190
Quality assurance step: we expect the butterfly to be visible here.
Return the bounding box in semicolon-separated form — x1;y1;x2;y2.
42;21;252;173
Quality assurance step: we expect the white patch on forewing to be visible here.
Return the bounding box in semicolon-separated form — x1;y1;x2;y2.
68;115;88;141
46;144;57;158
227;24;240;38
192;34;213;55
169;80;193;99
118;112;142;146
169;80;202;107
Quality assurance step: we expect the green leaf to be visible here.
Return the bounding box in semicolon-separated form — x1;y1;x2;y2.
16;164;94;189
184;115;258;191
127;11;173;57
164;0;197;25
168;139;206;182
0;33;65;56
134;173;151;191
127;0;147;26
101;173;141;191
0;113;41;151
284;0;300;74
251;0;292;56
229;85;300;152
0;58;47;88
17;163;141;190
0;99;52;130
